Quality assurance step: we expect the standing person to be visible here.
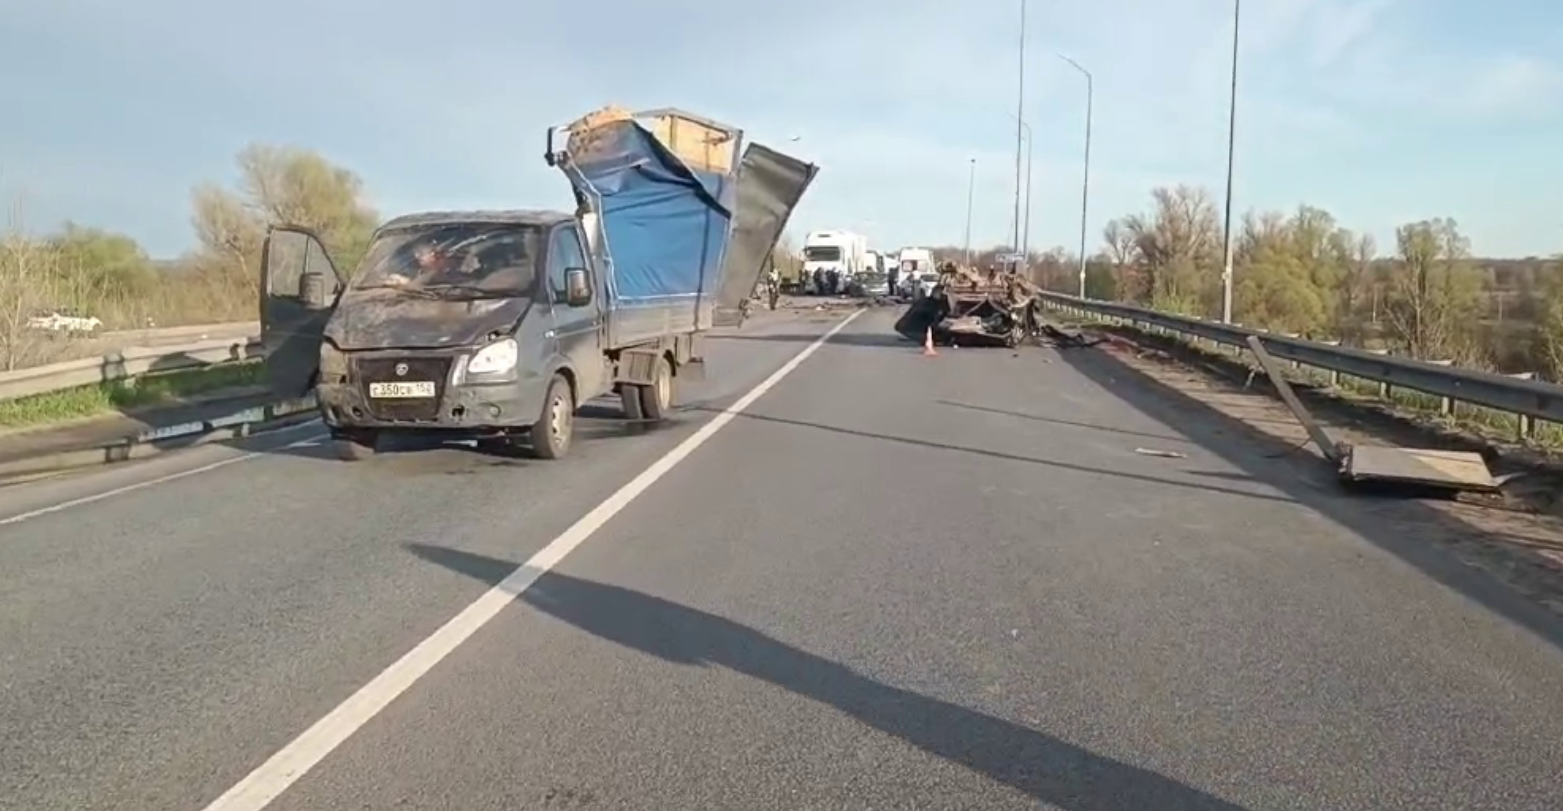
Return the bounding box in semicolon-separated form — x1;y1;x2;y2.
812;267;825;296
887;263;900;300
766;264;781;310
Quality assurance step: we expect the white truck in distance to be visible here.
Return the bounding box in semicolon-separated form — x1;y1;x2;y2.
801;230;868;294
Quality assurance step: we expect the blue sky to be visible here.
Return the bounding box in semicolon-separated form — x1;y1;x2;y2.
2;0;1560;259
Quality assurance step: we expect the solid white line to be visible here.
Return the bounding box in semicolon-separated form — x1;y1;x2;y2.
200;309;864;811
0;422;325;527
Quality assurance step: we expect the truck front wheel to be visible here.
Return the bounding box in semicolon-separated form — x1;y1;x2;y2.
528;374;575;459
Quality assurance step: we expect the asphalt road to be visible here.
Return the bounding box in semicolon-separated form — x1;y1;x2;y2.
2;305;1561;811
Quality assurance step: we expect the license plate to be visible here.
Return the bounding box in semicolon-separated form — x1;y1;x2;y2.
368;381;435;398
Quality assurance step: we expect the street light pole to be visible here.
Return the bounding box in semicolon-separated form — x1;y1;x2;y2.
1011;0;1027;270
1060;54;1093;299
1219;0;1241;323
1024;126;1033;263
1009;115;1033;264
964;158;975;265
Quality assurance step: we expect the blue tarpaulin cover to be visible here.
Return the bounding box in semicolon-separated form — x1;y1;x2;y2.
569;120;736;302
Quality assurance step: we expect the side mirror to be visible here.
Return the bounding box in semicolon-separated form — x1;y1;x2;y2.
563;267;592;307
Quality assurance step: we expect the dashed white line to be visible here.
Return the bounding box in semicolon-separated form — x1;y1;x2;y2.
0;422;325;527
200;308;863;811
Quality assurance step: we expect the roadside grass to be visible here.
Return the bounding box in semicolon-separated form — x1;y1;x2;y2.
0;362;265;429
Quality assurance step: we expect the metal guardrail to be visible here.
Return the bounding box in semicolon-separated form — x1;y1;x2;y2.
97;321;259;345
1037;292;1563;433
0;336;263;401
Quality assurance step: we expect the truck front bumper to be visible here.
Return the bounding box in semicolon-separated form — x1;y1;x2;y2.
318;352;548;434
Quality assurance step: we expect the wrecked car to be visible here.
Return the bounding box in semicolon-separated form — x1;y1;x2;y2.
893;263;1041;348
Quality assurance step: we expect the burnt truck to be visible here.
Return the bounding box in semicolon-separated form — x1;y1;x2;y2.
257;106;817;461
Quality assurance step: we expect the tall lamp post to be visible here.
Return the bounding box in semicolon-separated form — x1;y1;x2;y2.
1009;115;1033;264
964;158;976;265
1059;54;1093;299
1011;0;1028;271
1219;0;1241;323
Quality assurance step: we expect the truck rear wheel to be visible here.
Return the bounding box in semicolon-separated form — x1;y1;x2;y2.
638;355;674;422
528;374;575;459
619;383;645;421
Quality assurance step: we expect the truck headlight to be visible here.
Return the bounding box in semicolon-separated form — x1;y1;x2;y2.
467;338;519;375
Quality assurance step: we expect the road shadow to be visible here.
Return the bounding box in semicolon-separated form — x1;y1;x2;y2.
682;406;1293;505
95;341;262;405
405;544;1252;811
937;400;1190;444
1051;335;1563;653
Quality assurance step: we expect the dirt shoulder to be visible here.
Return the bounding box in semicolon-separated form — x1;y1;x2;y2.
1070;323;1563;625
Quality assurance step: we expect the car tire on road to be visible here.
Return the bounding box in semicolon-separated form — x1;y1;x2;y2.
528;374;575;460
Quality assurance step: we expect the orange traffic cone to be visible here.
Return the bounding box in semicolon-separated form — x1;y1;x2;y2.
922;327;938;356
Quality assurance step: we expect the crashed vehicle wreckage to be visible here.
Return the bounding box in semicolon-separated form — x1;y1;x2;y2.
254;105;816;461
893;262;1046;347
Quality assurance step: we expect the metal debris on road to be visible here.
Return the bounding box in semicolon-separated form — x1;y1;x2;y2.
1133;447;1187;459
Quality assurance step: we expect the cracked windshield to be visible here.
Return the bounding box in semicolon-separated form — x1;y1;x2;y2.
2;1;1561;810
349;223;542;299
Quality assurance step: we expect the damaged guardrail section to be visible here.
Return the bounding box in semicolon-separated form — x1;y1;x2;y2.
1036;292;1563;433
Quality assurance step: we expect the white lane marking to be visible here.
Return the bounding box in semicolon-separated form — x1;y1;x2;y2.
0;422;326;527
201;309;864;811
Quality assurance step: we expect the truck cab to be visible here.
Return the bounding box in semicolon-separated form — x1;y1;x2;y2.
258;107;816;462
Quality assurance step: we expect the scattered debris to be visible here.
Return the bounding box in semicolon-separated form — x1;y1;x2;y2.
1040;322;1106;349
1134;447;1187;459
1244;335;1499;495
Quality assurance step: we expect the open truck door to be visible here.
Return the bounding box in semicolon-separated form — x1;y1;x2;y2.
260;225;346;398
710;143;819;328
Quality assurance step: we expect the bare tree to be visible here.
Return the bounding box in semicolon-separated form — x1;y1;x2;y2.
1101;219;1139;300
0;229;57;371
1120;185;1222;314
1334;232;1376;343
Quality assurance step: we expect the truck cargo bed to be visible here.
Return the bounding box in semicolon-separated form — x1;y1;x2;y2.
547;106;818;343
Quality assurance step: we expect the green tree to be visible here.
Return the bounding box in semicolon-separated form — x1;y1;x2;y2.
48;223;155;304
1384;218;1483;362
186;144;380;321
1530;258;1563;380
